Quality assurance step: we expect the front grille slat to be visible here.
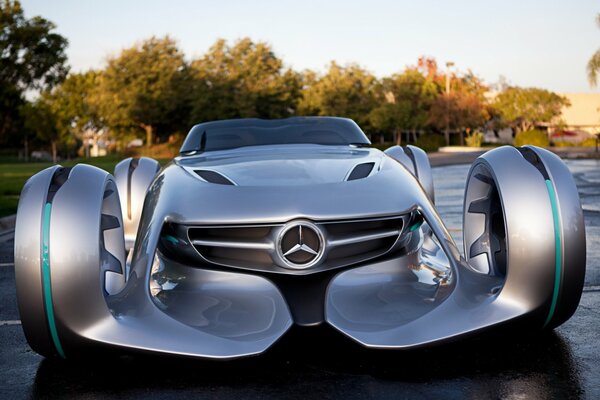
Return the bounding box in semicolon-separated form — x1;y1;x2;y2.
191;239;274;250
328;228;401;247
187;215;406;273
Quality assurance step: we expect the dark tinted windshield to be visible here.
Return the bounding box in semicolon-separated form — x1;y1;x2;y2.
180;117;371;154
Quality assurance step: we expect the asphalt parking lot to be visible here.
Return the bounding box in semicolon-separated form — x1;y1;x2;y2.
0;158;599;399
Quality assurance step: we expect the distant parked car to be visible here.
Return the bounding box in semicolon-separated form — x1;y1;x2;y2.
127;138;144;148
30;151;52;161
551;130;593;144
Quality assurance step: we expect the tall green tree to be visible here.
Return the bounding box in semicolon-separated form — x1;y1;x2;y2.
587;14;600;86
20;97;66;163
43;71;104;157
95;36;190;147
49;71;103;133
190;38;301;122
0;0;68;146
493;87;570;133
298;62;378;130
369;68;437;143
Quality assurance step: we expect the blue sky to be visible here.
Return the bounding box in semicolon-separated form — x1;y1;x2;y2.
21;0;600;92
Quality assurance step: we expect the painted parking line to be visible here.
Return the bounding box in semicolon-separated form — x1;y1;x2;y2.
0;263;14;267
0;320;21;326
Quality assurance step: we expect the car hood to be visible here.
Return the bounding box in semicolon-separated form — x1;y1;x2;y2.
142;144;427;225
175;145;385;186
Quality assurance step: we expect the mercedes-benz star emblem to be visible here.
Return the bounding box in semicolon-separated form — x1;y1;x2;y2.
277;221;325;269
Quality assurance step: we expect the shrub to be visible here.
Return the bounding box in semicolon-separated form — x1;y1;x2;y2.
513;129;549;147
580;137;599;147
370;142;393;151
416;134;446;152
551;140;573;147
465;131;484;147
552;137;598;147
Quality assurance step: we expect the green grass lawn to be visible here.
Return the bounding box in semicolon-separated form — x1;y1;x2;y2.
0;156;168;218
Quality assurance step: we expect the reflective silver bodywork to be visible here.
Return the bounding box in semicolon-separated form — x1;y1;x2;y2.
385;145;434;202
14;141;585;359
114;157;160;249
463;146;585;329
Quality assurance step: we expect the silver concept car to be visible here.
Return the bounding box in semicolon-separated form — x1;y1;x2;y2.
14;117;586;359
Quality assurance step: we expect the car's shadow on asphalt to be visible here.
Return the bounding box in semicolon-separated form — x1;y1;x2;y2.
30;325;583;399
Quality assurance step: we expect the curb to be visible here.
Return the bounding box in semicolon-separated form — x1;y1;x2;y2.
427;152;486;167
438;146;495;153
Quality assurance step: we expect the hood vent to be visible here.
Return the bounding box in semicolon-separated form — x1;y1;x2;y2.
347;162;375;181
194;170;235;185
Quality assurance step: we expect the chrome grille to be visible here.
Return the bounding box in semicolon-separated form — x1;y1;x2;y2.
187;215;407;273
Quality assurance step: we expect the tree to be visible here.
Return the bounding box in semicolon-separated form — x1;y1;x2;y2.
493;87;570;133
298;62;378;130
429;92;489;145
413;56;489;145
452;70;488;99
0;0;68;146
415;56;488;98
95;36;190;148
369;68;437;143
0;84;24;148
20;97;64;162
189;38;301;122
43;71;104;157
49;72;102;131
587;14;600;86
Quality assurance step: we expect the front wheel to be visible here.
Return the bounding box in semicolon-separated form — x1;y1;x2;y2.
463;146;585;329
14;164;126;358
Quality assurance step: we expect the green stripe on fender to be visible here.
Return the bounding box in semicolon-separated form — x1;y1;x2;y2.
42;202;66;358
543;180;562;328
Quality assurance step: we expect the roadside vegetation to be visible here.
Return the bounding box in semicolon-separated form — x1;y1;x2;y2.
1;1;598;217
1;1;583;161
0;155;169;217
513;130;550;148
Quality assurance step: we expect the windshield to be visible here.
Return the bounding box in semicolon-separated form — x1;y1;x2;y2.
179;117;371;154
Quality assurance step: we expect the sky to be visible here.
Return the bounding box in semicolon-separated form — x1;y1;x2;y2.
21;0;600;93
